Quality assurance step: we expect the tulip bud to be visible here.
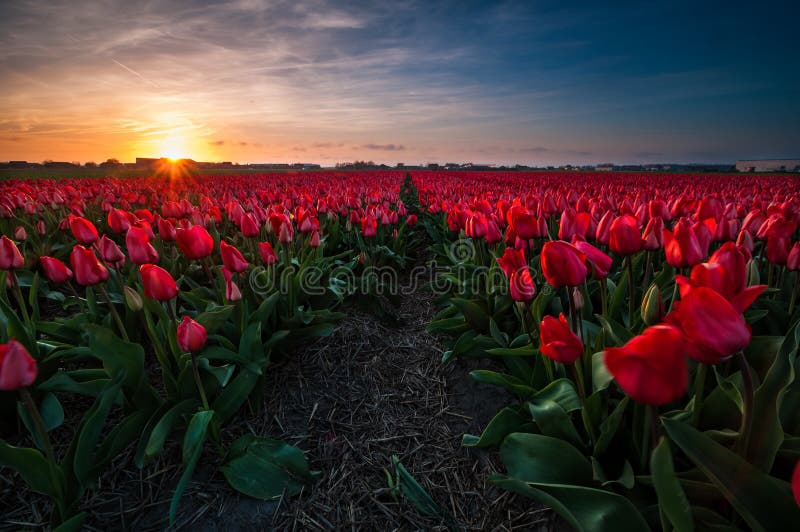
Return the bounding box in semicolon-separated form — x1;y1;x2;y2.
641;283;664;326
572;287;584;310
124;286;143;312
13;226;27;241
746;259;760;287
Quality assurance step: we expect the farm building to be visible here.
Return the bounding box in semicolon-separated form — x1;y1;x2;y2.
736;159;800;172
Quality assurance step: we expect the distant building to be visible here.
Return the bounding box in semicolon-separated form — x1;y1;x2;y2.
736;159;800;172
597;164;614;171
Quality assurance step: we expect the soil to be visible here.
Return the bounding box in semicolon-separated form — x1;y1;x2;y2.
1;268;554;531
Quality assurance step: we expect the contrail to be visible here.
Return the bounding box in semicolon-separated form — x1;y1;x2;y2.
112;58;161;88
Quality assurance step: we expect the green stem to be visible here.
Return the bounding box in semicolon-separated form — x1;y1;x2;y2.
10;271;31;328
190;353;210;411
626;256;635;327
640;404;653;470
737;351;755;460
691;364;708;427
98;284;129;341
599;277;608;316
525;305;553;382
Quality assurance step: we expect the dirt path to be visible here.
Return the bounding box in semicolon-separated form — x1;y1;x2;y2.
1;274;553;531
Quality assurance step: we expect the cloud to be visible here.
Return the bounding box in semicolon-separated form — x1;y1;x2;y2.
209;140;225;146
360;143;406;151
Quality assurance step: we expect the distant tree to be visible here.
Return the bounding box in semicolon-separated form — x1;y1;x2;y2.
84;161;97;168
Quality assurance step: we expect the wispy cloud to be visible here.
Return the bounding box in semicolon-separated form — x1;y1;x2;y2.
360;143;406;151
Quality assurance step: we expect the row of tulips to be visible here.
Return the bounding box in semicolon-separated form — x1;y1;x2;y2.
0;172;421;529
422;171;800;530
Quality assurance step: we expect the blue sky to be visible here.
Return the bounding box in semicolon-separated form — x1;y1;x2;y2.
0;0;797;164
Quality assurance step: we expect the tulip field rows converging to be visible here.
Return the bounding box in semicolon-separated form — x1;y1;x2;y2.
1;171;800;531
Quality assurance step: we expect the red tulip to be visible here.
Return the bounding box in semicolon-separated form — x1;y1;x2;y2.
667;287;751;364
98;235;126;269
641;217;664;250
221;267;242;301
39;256;73;283
0;340;37;391
0;235;24;270
496;247;527;279
36;220;46;236
540;313;583;364
571;238;612;279
259;242;278;265
13;226;27;241
510;269;536;302
788;242;800;271
609;214;642;255
595;211;614;245
240;212;260;238
604;324;687;405
406;214;418;226
140;264;178;301
663;219;703;268
126;226;159;265
309;230;321;248
361;215;378;238
220;241;248;273
157;218;177;241
177;316;207;353
278;220;294;244
70;245;109;286
176;225;214;260
108;208;134;233
509;208;538;240
69;216;99;245
540;241;588;288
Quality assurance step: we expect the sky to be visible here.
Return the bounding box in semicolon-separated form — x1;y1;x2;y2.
0;0;798;166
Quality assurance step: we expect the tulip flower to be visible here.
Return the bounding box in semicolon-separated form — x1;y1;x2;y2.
221;266;242;301
540;314;583;364
641;217;664;250
70;245;109;286
0;340;37;391
509;269;536;302
677;243;766;314
220;241;249;273
98;235;126;269
36;220;46;236
608;215;642;255
108;208;134;233
69;216;99;245
604;324;688;405
309;230;322;248
39;256;73;283
259;241;279;265
177;316;207;353
0;235;24;270
666;287;751;364
571;238;612;279
789;243;800;272
361;215;378;238
157;217;177;241
13;226;27;241
126;226;159;265
176;225;214;260
240;212;261;238
663;219;704;268
540;241;588;288
496;247;527;279
140;264;178;301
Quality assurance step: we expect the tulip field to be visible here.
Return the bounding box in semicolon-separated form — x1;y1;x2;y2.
1;170;800;530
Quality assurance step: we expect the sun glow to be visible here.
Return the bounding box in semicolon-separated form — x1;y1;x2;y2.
161;136;190;160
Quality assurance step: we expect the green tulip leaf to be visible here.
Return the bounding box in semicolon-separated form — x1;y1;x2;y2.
662;418;800;530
